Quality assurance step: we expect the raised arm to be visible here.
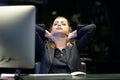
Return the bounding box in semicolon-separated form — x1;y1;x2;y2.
36;24;53;41
76;24;96;51
36;24;46;39
67;24;96;51
35;24;52;61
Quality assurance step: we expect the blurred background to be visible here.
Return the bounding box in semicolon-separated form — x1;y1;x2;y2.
0;0;120;74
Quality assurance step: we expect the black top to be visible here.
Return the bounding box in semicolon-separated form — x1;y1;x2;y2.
49;48;71;73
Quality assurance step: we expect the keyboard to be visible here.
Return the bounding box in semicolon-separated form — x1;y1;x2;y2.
28;73;72;79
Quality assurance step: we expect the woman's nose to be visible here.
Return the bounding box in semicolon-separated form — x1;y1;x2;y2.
58;23;61;26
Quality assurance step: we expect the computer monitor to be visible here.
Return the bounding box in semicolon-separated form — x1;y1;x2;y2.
0;5;35;69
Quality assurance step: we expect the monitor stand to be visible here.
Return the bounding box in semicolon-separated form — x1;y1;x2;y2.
14;69;23;80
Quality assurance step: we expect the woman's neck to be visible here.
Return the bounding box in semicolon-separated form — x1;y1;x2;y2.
53;33;67;51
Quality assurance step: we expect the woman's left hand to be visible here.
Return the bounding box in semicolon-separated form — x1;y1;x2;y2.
67;30;77;41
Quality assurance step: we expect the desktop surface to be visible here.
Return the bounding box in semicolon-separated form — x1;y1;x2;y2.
21;73;120;80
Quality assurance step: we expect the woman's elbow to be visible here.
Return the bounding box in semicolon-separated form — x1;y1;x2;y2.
88;24;96;30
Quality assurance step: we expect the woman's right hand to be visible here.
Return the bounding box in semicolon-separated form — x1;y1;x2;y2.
45;30;54;41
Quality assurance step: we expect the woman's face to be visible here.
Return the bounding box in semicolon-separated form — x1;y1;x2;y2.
51;17;70;36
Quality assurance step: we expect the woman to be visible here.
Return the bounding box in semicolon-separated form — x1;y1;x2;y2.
35;16;96;73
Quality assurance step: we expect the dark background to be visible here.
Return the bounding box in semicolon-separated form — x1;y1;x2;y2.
0;0;120;74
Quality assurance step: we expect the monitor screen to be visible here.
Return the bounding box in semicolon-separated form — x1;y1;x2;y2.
0;5;35;69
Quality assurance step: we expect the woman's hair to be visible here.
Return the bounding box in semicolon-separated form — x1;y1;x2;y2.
49;16;73;48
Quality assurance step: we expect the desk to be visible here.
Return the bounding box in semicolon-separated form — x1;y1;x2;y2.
22;74;120;80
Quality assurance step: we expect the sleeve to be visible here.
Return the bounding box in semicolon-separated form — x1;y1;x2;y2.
76;24;96;52
35;24;46;38
35;24;46;61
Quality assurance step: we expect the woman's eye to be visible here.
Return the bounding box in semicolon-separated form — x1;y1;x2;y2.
62;24;66;26
53;24;57;26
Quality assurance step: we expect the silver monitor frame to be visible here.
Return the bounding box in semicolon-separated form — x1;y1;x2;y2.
0;5;35;69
